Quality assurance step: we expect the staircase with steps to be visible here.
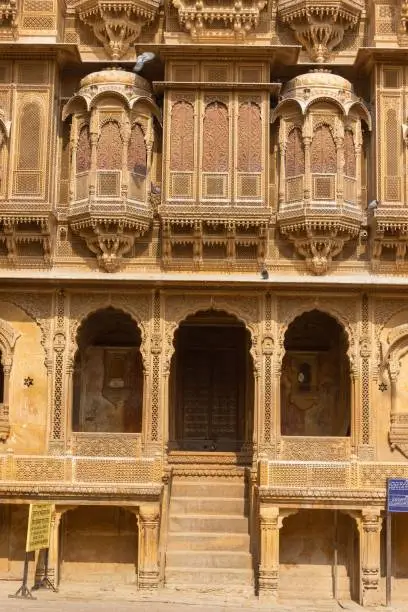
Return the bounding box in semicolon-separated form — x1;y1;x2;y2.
165;475;254;589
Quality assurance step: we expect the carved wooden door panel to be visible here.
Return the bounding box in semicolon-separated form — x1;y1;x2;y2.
179;347;240;447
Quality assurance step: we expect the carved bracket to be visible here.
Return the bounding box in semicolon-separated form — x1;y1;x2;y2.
279;219;360;274
71;219;150;272
278;0;364;62
0;216;53;267
73;0;160;59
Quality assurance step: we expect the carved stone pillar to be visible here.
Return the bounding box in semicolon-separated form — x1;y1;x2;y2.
359;508;383;607
258;506;280;599
138;504;160;589
145;291;162;453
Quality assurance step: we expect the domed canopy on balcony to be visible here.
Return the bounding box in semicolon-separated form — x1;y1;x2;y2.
62;68;161;122
272;69;371;129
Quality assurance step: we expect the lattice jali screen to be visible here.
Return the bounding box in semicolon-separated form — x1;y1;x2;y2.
375;3;397;36
312;174;336;200
237;173;261;199
204;65;229;82
286;175;303;203
14;457;66;482
13;171;42;196
268;462;350;488
13;98;46;197
202;173;228;198
97;171;121;197
170;172;193;198
21;0;56;32
73;458;158;483
71;433;143;457
385;176;400;201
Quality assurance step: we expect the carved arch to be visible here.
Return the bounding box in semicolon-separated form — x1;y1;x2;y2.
69;300;150;373
277;305;355;374
0;319;21;369
164;296;260;374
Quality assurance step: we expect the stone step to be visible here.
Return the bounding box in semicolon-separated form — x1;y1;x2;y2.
170;496;247;515
165;567;253;586
166;550;253;569
171;480;246;498
169;514;249;534
167;531;251;552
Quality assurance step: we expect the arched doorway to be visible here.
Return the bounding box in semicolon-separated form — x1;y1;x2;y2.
280;310;351;436
169;310;254;452
72;307;143;433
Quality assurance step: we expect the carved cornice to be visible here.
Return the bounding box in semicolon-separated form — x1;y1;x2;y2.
258;486;386;505
172;0;267;40
72;0;160;59
0;482;162;500
277;0;364;62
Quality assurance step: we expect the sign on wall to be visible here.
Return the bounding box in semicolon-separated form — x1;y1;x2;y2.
26;503;53;553
387;478;408;513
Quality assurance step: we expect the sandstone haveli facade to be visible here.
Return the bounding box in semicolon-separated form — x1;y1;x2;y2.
1;0;408;607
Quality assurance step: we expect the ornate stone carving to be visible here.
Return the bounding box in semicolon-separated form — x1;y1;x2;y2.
278;0;364;62
172;0;267;40
63;69;161;272
72;0;160;60
0;1;18;40
273;70;370;274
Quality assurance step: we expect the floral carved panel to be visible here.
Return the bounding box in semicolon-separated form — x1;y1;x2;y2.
202;102;229;173
97;121;122;170
311;125;336;173
285;128;305;177
170;101;194;172
237;102;262;173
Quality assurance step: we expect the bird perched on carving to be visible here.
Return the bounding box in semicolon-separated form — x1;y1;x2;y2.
133;52;156;74
368;199;378;210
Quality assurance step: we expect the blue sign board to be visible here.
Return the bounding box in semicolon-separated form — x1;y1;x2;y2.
388;479;408;512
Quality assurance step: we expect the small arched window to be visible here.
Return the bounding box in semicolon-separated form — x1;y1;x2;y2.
18;102;41;171
170;101;194;172
237;102;262;173
128;124;147;177
97;121;122;170
202;102;229;172
344;130;356;179
76;125;91;174
285;128;305;177
311;125;336;174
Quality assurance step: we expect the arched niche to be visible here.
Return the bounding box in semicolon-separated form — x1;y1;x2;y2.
280;309;351;437
72;307;143;434
168;309;254;453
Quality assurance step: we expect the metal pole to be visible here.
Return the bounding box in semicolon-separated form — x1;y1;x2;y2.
386;511;392;607
333;509;338;600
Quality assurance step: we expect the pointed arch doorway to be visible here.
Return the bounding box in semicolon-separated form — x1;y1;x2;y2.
169;310;254;455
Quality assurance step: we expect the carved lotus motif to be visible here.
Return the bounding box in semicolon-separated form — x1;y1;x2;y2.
72;0;160;59
277;0;364;62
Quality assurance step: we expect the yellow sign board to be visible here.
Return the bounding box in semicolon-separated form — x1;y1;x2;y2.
26;503;53;553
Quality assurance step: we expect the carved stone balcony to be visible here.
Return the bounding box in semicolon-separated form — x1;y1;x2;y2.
172;0;267;40
0;1;18;40
277;0;364;62
63;68;160;272
273;70;371;274
72;0;160;59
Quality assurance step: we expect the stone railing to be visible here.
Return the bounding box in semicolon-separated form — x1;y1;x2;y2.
260;459;408;491
0;453;162;487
